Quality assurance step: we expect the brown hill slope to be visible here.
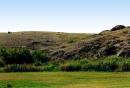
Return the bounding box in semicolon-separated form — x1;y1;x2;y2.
0;31;93;51
50;26;130;59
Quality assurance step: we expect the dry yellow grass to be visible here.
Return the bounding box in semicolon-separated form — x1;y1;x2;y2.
0;31;92;50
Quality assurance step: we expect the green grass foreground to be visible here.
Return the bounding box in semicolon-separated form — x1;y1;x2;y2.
0;72;130;88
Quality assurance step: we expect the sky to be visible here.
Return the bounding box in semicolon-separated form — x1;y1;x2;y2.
0;0;130;33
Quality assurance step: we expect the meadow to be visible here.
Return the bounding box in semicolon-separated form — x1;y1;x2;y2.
0;72;130;88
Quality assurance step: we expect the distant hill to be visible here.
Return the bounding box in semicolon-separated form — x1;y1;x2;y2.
0;25;130;60
0;31;93;51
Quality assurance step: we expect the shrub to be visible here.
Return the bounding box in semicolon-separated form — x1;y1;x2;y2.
7;83;12;88
122;29;128;34
116;60;130;72
81;56;123;72
0;48;33;64
78;59;89;65
8;31;12;34
42;64;59;71
32;50;48;63
68;39;75;43
4;64;43;72
0;67;4;72
60;62;81;71
0;58;5;67
34;61;43;66
99;60;117;72
81;62;100;71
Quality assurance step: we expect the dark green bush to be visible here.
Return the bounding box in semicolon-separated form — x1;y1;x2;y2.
34;61;43;66
32;50;48;63
81;56;119;72
81;62;99;71
82;56;130;72
0;48;33;64
116;60;130;72
0;58;5;67
99;61;117;72
60;62;81;71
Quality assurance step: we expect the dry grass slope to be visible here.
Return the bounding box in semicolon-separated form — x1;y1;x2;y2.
0;31;93;51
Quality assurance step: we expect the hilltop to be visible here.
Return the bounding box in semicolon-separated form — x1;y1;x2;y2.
0;31;93;50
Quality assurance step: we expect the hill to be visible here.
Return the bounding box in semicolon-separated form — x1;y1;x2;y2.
1;25;130;72
0;31;93;51
0;25;130;60
50;25;130;59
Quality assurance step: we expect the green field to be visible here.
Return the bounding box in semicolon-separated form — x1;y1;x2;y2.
0;72;130;88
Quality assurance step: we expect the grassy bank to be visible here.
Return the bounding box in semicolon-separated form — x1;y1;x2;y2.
0;72;130;88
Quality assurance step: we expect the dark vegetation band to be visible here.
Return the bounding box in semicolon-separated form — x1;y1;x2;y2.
0;47;130;72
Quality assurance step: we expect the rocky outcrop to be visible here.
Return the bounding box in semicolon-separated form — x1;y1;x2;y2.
98;45;117;57
117;45;130;57
111;25;126;31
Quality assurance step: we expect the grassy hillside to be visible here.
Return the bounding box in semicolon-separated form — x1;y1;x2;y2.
0;31;93;51
1;26;130;59
50;26;130;59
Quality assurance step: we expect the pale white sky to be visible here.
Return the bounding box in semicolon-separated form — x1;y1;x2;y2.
0;0;130;33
